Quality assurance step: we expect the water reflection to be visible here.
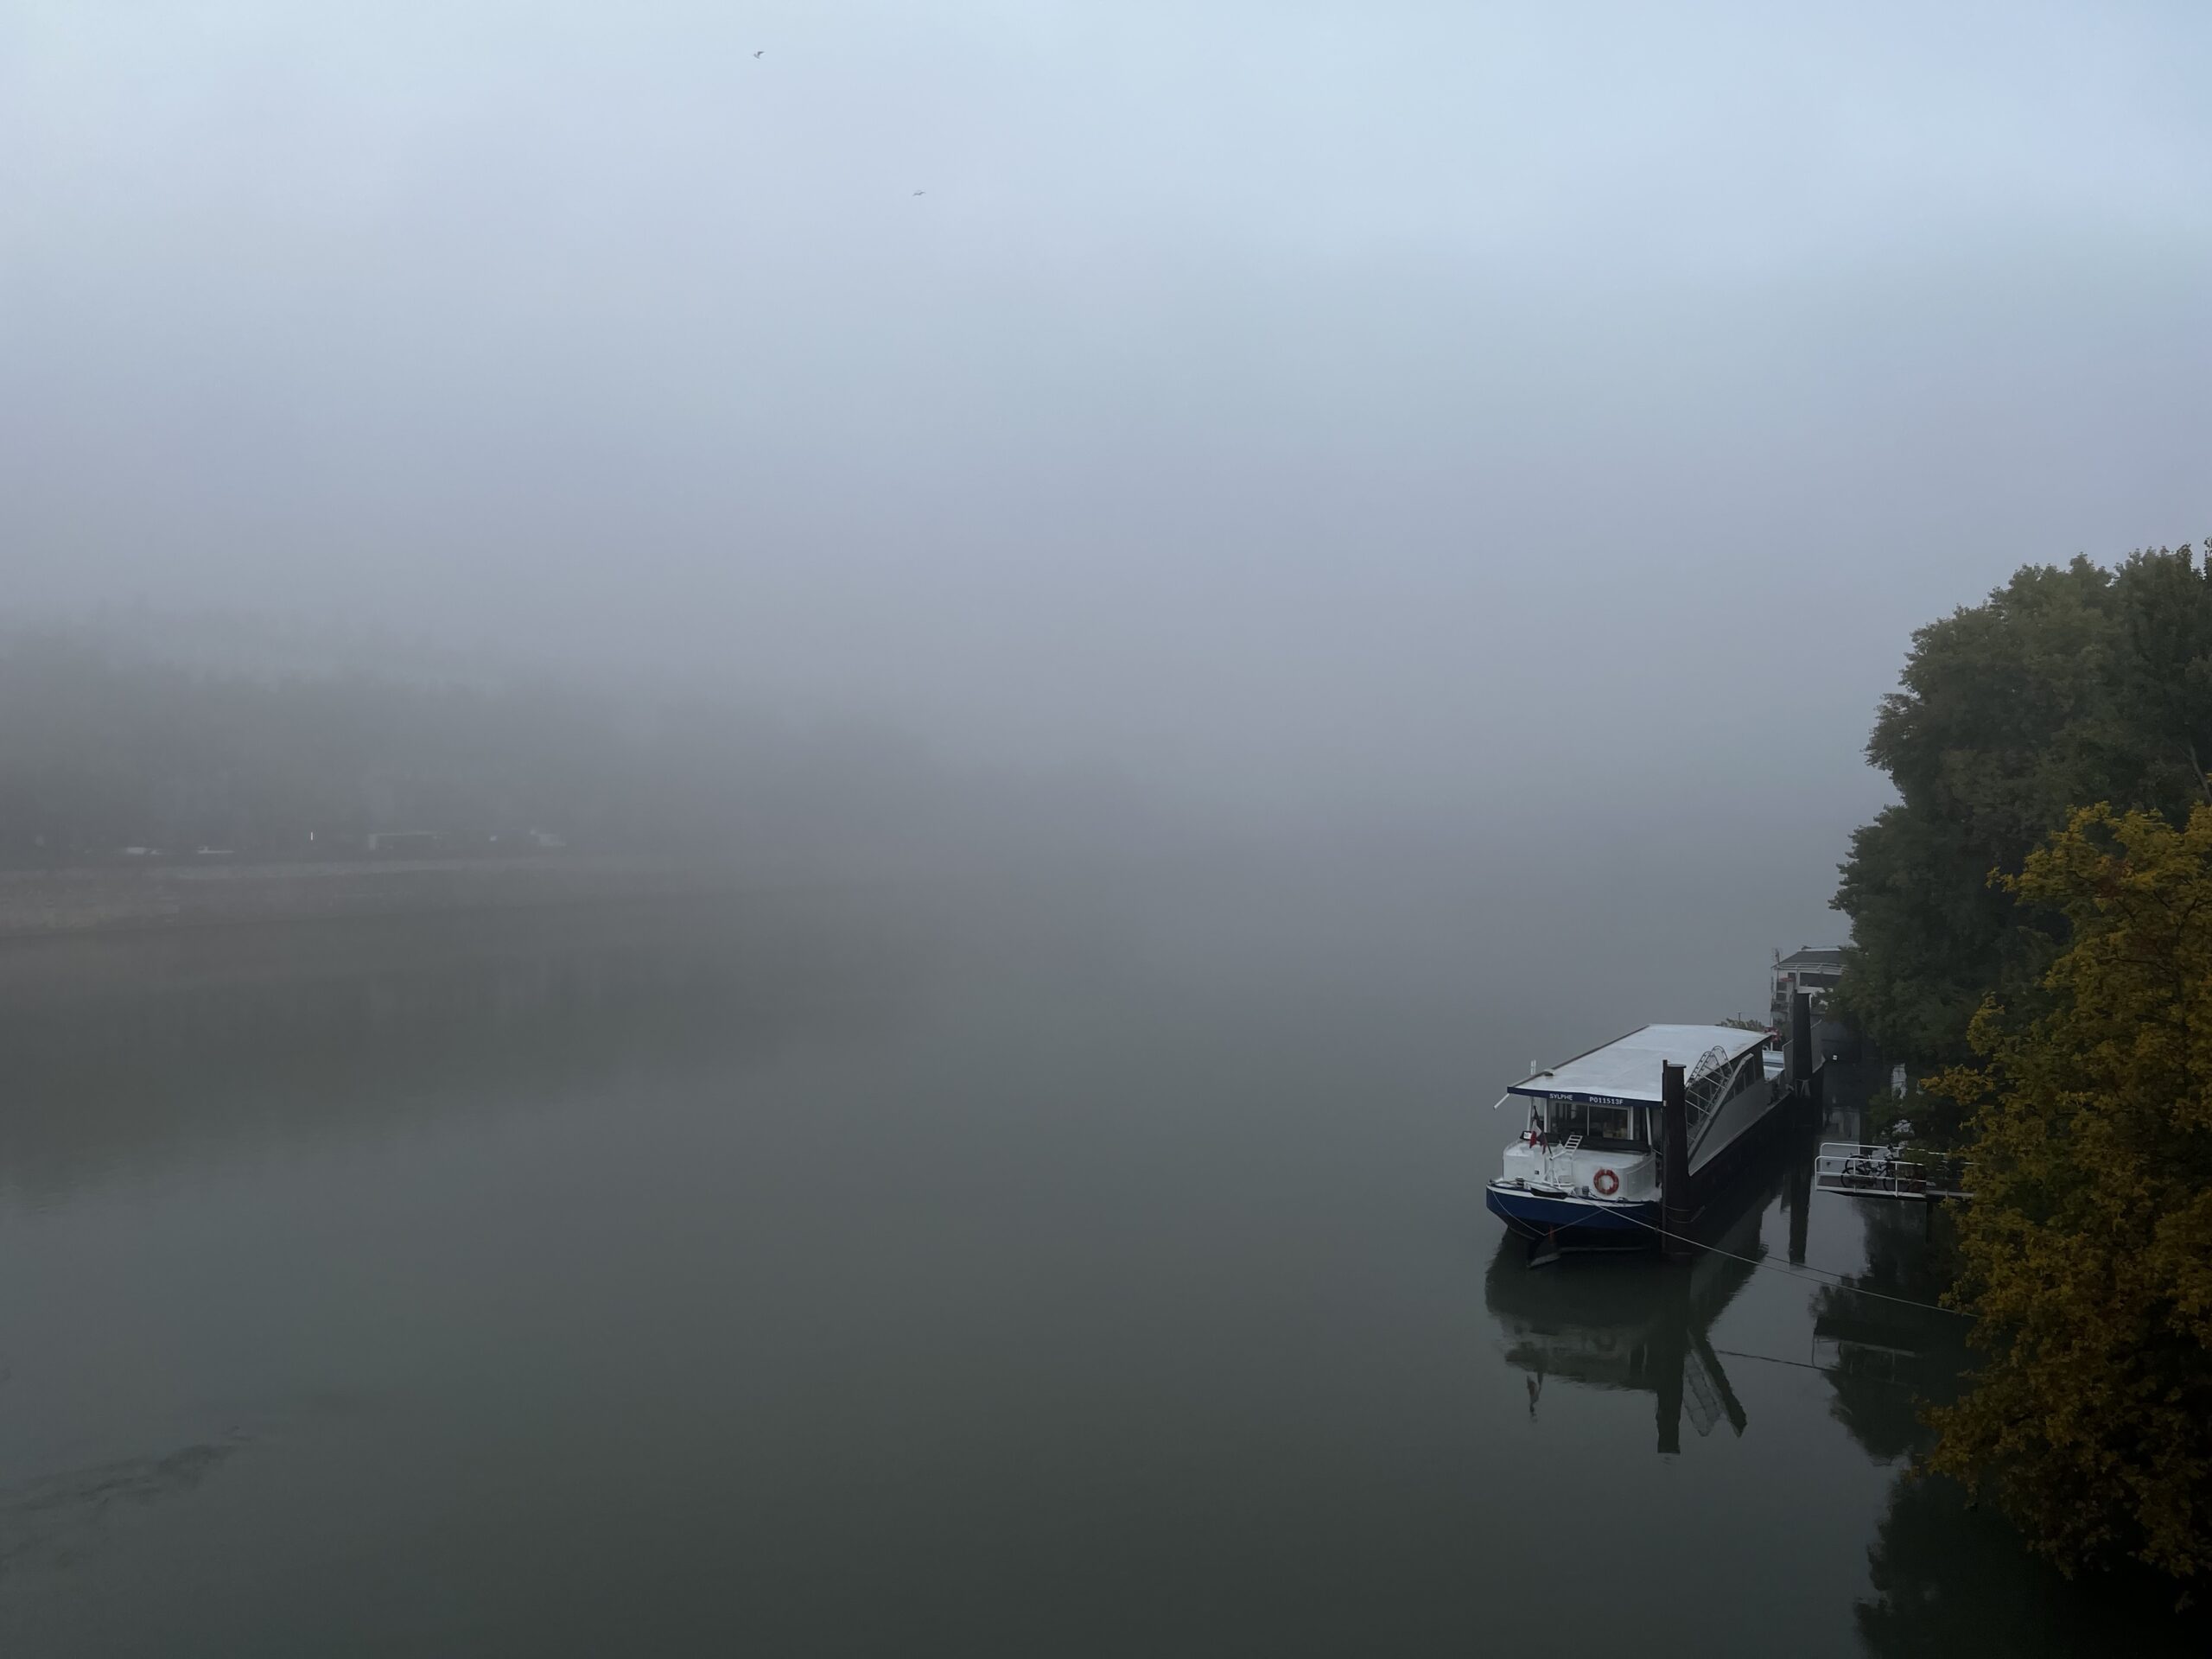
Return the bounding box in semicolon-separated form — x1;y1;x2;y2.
1856;1471;2210;1656
0;892;934;1201
1484;1145;1802;1453
1484;1093;2211;1649
1797;1108;2212;1653
1483;1081;1960;1473
1812;1199;1967;1465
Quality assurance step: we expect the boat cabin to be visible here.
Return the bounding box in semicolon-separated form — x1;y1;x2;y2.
1492;1024;1774;1206
1529;1094;1652;1152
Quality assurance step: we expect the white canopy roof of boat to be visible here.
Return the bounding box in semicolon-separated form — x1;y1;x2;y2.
1506;1024;1770;1105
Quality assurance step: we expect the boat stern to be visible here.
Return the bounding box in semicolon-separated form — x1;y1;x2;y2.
1488;1144;1661;1245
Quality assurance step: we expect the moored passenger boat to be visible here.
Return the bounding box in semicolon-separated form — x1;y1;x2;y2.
1484;1023;1784;1250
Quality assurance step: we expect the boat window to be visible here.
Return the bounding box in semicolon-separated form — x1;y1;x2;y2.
1733;1052;1762;1097
1543;1097;1649;1152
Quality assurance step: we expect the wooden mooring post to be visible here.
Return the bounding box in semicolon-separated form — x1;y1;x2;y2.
1789;988;1814;1092
1660;1059;1691;1258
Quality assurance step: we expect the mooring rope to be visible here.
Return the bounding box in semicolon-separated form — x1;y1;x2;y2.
1533;1194;1974;1317
1625;1209;1971;1316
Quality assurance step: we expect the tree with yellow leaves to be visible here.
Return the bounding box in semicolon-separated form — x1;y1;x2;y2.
1929;804;2212;1586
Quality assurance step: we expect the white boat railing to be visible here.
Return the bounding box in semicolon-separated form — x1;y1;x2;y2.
1683;1046;1768;1161
1681;1046;1731;1154
1814;1142;1971;1202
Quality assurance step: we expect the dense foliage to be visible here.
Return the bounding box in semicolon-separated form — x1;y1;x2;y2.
1832;547;2212;1077
1927;804;2212;1586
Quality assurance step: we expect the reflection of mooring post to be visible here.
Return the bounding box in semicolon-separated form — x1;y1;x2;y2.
1654;1254;1689;1453
1786;1136;1813;1266
1660;1059;1691;1258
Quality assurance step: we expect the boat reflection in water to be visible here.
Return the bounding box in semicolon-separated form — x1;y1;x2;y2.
1484;1142;1810;1453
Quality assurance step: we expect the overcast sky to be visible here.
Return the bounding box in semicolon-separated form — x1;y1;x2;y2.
4;1;2208;888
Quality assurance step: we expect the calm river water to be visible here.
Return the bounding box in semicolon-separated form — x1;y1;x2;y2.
0;874;2200;1655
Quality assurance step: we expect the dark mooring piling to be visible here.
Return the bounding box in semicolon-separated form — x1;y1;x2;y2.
1789;987;1821;1113
1660;1058;1691;1257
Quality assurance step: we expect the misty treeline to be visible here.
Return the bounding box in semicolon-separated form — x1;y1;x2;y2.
1832;543;2212;1091
0;629;1114;872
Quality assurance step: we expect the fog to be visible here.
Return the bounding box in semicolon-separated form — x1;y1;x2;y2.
10;16;2212;1647
5;1;2209;1010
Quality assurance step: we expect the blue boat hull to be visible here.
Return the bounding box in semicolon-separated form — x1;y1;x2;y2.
1484;1183;1658;1247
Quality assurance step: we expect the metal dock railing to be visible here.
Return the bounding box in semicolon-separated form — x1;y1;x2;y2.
1814;1142;1971;1203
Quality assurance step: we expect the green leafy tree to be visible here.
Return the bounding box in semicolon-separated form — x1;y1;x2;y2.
1834;546;2212;1076
2113;546;2212;807
1927;804;2212;1586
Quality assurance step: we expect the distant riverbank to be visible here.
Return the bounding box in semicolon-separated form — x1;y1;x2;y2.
0;855;741;938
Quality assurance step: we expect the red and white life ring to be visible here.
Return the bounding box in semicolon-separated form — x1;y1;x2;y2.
1592;1168;1621;1197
